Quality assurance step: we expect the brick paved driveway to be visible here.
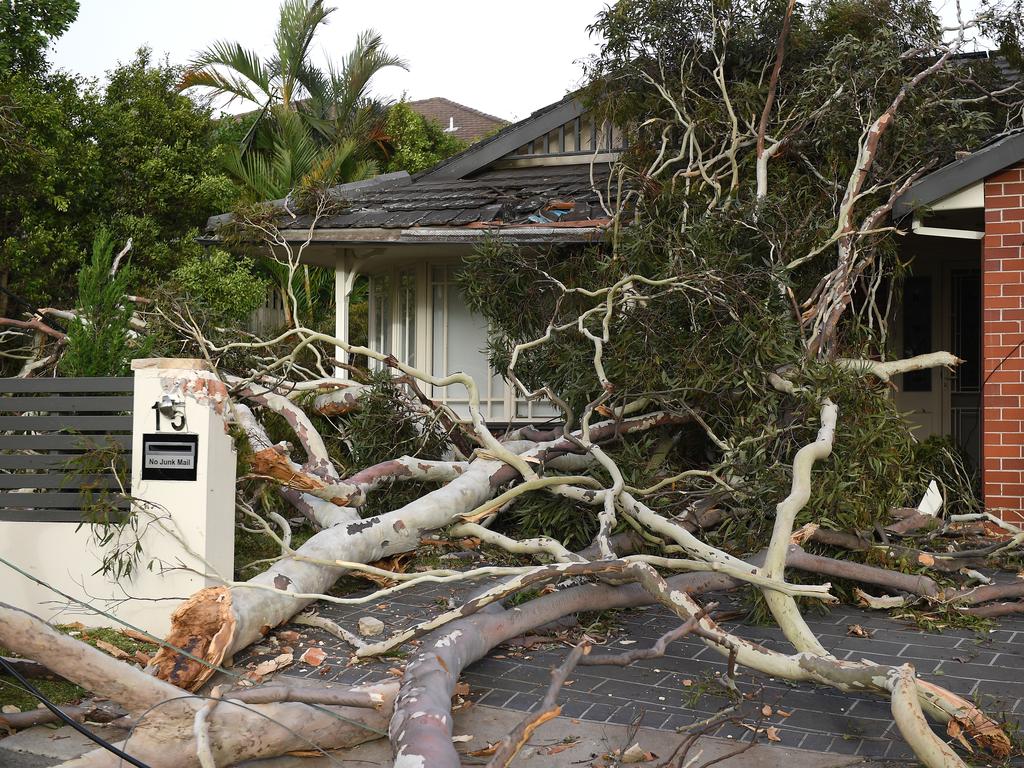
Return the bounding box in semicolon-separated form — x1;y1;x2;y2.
238;575;1024;762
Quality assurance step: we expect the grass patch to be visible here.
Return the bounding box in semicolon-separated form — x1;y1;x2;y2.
0;675;86;712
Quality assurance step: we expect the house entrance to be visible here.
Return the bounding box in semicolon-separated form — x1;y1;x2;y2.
896;251;981;474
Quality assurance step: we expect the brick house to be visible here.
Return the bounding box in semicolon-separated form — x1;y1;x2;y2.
895;133;1024;520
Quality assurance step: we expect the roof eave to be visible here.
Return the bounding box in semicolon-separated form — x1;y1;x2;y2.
199;225;609;248
893;132;1024;218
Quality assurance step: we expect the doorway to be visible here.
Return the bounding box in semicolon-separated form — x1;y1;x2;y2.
895;247;981;474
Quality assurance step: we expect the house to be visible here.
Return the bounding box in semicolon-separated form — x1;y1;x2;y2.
406;97;507;143
893;132;1024;519
207;85;1024;516
207;94;625;424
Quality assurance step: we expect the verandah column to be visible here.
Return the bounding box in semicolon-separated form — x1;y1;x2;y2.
982;164;1024;522
334;251;355;379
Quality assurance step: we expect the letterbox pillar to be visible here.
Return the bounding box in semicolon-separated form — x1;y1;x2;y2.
125;358;236;633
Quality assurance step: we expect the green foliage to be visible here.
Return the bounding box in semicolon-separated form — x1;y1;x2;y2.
234;519;314;579
0;0;78;76
222;109;377;202
171;247;269;324
340;372;451;470
90;49;239;289
382;102;466;174
500;492;600;551
63;438;145;580
459;0;1009;555
0;68;100;308
1;49;237;308
59;230;147;377
265;371;454;520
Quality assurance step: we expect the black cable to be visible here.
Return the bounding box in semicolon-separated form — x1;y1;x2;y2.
982;336;1024;389
0;656;152;768
960;335;1024;467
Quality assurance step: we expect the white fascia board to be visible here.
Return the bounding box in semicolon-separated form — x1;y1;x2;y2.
911;215;983;240
929;181;984;211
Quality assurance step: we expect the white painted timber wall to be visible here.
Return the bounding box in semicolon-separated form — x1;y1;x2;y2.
0;359;236;635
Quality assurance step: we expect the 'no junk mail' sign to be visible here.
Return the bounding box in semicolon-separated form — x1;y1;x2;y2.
141;433;199;481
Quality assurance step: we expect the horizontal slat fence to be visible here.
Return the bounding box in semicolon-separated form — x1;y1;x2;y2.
0;378;134;522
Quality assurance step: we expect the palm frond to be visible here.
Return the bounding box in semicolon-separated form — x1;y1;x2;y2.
327;29;407;132
182;40;273;105
222;143;282;202
275;0;334;108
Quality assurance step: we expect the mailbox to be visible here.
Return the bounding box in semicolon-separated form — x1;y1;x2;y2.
141;433;199;481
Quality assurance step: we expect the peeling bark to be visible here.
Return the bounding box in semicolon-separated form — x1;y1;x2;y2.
0;603;395;768
156;416;676;691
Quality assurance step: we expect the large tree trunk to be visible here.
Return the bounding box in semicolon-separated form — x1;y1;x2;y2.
0;603;394;768
152;413;685;691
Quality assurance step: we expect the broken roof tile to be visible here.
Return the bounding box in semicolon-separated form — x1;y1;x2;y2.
266;163;618;232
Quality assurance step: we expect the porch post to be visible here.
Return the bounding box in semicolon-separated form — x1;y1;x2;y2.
982;165;1024;522
335;251;354;378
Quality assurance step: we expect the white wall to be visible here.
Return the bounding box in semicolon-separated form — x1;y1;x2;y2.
0;359;236;636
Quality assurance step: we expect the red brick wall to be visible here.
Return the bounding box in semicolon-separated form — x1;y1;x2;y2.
983;163;1024;521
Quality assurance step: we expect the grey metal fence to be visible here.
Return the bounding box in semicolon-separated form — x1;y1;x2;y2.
0;378;134;522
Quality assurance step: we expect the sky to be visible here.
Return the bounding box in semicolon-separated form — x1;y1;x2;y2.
49;0;613;122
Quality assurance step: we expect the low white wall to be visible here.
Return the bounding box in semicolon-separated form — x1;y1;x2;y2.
1;359;236;636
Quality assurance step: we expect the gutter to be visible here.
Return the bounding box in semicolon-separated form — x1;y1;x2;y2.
398;226;607;243
198;225;609;248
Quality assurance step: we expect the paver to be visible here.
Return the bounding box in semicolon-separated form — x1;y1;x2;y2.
228;573;1024;761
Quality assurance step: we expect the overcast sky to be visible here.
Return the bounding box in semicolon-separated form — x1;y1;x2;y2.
49;0;612;121
48;1;988;121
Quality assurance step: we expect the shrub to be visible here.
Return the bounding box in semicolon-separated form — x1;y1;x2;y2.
59;229;146;377
171;245;269;325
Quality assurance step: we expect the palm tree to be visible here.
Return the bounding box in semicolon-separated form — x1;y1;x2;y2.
181;0;406;199
220;109;376;202
182;1;405;328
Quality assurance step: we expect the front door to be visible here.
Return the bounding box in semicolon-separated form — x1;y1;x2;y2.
948;267;981;473
895;254;981;475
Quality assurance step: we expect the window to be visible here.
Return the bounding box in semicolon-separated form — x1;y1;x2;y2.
366;263;561;423
508;113;626;158
430;266;505;420
368;274;392;371
398;271;416;368
367;270;416;371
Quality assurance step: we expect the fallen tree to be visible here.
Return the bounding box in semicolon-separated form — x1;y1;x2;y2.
7;1;1024;766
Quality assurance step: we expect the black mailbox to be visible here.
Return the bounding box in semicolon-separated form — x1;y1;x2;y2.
141;433;199;481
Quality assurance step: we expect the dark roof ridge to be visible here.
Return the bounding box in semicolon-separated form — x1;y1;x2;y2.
414;91;585;183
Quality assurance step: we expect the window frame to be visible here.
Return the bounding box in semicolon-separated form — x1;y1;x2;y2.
366;261;560;424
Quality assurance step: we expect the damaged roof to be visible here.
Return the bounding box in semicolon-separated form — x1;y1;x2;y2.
205;163;617;244
203;93;620;245
290;165;613;229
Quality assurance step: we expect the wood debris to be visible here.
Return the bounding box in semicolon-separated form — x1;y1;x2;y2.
93;640;130;661
846;624;874;638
